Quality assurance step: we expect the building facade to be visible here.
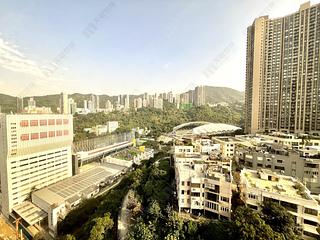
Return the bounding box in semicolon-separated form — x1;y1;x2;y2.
245;2;320;134
241;169;320;239
0;114;73;217
174;141;233;219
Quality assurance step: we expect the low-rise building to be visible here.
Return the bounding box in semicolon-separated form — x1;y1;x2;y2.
236;143;320;194
83;121;119;136
31;163;127;236
107;121;119;133
212;136;242;158
241;169;320;239
175;141;232;219
257;132;320;150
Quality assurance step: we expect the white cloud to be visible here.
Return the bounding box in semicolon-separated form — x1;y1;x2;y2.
0;37;49;78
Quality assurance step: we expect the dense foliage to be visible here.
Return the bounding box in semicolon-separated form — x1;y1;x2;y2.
58;172;135;240
73;102;244;141
58;145;302;240
57;151;169;240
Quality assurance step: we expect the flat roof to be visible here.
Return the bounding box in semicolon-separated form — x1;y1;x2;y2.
33;163;126;206
243;169;312;200
12;201;47;226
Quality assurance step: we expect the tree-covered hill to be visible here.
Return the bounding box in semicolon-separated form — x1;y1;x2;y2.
204;86;244;103
73;102;244;141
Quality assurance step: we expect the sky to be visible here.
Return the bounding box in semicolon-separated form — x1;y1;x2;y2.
0;0;316;96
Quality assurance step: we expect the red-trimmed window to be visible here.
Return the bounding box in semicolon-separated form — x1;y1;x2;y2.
20;134;29;141
56;130;63;136
63;130;69;136
63;119;69;125
48;119;55;125
56;119;63;125
40;120;47;126
31;133;39;140
30;120;38;126
20;120;29;127
49;131;55;138
40;132;47;139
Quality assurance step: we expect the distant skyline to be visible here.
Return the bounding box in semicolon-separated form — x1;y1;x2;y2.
0;0;315;96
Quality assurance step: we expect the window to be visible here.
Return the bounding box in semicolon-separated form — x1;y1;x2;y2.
30;120;38;126
63;130;69;136
191;183;201;188
56;119;63;125
20;134;29;141
49;131;55;138
48;119;55;125
20;120;29;127
304;219;318;226
304;208;318;216
303;231;319;238
40;120;47;126
191;192;200;197
220;196;229;202
31;133;39;140
207;192;219;202
181;181;185;186
181;190;185;194
248;193;258;200
221;207;229;212
63;119;69;124
277;159;283;163
56;130;63;136
40;132;47;139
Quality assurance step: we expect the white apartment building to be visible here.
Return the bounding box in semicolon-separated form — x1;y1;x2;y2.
194;139;220;154
0;114;73;218
241;169;320;239
212;136;241;158
175;144;232;219
257;133;320;150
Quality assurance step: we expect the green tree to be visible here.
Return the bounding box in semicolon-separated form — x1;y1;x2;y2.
127;218;154;240
148;200;162;222
262;201;302;239
63;234;76;240
233;206;284;240
163;206;184;239
88;213;114;240
198;220;235;240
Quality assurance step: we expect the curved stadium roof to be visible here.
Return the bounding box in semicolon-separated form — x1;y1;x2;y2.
192;123;241;135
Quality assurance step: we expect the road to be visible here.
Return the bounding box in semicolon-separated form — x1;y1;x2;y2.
117;190;130;240
96;174;125;197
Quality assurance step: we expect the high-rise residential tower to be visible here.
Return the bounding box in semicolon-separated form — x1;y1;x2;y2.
245;2;320;134
60;92;69;114
194;86;206;106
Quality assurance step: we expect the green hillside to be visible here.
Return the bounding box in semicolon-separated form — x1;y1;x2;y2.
204;86;244;104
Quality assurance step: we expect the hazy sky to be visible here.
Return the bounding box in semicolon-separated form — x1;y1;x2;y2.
0;0;316;96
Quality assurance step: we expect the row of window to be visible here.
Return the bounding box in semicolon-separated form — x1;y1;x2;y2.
20;130;69;141
20;119;69;127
